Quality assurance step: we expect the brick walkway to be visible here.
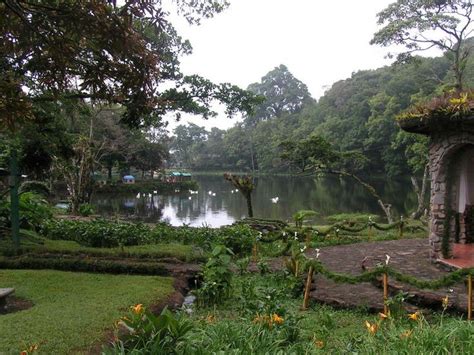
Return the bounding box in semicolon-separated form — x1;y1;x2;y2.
284;239;470;314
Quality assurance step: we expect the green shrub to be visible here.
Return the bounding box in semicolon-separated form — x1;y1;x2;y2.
78;203;95;217
41;218;258;253
0;192;53;233
0;255;170;275
196;245;234;307
326;212;379;225
106;306;193;354
41;218;152;247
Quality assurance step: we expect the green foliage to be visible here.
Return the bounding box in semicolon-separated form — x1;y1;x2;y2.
293;210;318;229
397;90;474;121
0;255;171;276
196;245;234;307
107;307;193;354
0;192;52;233
326;213;380;225
18;181;50;197
78;203;95;217
41;218;152;248
42;218;257;252
235;256;250;275
245;64;313;125
371;0;473;89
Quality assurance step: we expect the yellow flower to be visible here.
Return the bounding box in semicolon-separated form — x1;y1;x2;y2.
408;311;420;321
365;320;378;335
379;312;389;320
132;304;144;314
205;314;216;323
314;340;325;349
442;296;449;310
272;314;284;325
400;330;412;339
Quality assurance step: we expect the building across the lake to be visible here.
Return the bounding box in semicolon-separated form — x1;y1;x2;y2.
168;172;192;183
122;175;136;184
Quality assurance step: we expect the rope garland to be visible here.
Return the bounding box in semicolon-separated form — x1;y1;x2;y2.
304;259;474;290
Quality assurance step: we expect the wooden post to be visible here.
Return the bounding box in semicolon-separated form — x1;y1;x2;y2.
252;242;258;262
383;273;389;315
399;218;404;239
468;274;472;321
302;266;314;310
305;231;311;248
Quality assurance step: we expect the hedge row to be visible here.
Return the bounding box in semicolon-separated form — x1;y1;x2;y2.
40;218;258;255
0;256;181;276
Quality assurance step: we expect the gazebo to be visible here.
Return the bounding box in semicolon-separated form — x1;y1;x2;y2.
399;109;474;266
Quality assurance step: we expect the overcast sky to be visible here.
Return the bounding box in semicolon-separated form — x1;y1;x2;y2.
166;0;436;131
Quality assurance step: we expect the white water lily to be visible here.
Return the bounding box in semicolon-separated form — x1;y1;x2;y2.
385;254;391;265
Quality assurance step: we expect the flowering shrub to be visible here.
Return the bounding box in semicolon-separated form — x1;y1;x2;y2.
106;305;193;354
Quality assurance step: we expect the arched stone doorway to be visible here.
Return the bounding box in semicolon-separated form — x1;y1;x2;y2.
400;116;474;265
452;145;474;244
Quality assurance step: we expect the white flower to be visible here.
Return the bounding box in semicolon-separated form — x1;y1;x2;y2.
385;254;391;265
300;246;307;253
315;248;321;259
282;231;287;237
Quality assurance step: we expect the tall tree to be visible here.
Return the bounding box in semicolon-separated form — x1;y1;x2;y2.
371;0;473;90
0;0;259;131
245;64;313;125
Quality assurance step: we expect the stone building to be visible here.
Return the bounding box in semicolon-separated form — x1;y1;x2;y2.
400;115;474;262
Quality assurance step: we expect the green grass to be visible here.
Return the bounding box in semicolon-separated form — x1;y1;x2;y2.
0;269;174;354
184;272;474;353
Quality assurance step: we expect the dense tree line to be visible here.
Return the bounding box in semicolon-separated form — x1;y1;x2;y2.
171;42;474;178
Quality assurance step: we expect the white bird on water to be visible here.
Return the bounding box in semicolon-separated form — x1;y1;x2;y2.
212;192;216;196
153;190;157;194
188;196;192;200
136;192;141;198
271;197;279;203
208;191;213;195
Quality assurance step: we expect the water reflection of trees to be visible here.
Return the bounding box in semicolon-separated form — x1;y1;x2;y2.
91;175;416;226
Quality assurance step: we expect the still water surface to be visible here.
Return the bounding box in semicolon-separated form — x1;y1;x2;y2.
91;175;417;227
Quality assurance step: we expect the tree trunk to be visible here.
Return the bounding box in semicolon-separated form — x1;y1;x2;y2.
411;163;429;220
246;193;254;218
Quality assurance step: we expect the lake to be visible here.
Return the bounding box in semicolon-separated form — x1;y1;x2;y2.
91;174;417;227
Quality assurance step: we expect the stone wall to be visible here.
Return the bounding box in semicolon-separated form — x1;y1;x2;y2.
428;132;474;259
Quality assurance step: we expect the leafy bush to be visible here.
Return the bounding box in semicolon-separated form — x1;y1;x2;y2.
0;255;170;275
78;203;95;217
106;306;193;354
196;245;234;307
0;192;53;233
41;218;152;247
42;218;258;252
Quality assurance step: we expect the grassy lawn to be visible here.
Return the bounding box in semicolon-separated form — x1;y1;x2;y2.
0;269;174;354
